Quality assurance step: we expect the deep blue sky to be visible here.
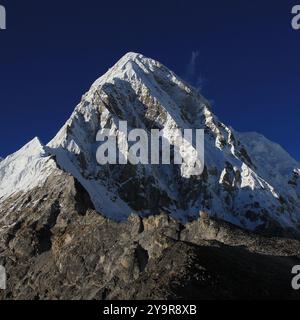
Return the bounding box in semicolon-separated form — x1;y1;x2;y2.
0;0;299;160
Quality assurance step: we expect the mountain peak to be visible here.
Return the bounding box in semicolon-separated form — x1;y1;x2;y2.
23;136;44;151
119;51;145;62
0;137;56;203
2;54;300;236
91;52;160;89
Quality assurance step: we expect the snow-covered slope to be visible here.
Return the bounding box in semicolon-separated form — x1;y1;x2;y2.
237;132;300;195
0;138;57;202
1;52;300;235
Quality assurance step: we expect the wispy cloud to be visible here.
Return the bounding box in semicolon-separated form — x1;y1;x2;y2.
184;50;204;92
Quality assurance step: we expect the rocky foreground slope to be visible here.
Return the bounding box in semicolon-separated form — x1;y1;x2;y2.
0;170;300;300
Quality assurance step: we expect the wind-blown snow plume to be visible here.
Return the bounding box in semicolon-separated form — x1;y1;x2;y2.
185;50;204;92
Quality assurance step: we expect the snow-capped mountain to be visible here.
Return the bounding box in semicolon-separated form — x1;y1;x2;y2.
0;138;57;203
1;52;300;235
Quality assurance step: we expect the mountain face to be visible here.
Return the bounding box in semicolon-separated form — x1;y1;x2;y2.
1;52;299;236
1;53;300;300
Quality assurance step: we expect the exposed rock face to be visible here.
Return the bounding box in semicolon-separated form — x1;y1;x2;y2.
0;171;300;300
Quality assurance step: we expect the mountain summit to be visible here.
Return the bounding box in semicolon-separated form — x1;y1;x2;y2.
1;52;300;235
